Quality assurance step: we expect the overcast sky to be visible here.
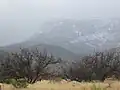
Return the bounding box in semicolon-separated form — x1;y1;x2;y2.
0;0;120;46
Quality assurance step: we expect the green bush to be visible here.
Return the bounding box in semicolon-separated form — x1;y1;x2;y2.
1;78;28;88
12;79;28;88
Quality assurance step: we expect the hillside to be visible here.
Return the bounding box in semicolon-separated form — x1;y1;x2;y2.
0;42;79;61
28;18;120;55
1;18;120;60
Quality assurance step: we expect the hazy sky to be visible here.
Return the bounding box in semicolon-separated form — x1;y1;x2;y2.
0;0;120;46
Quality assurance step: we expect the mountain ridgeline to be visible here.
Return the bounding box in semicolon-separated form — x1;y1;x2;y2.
1;18;120;61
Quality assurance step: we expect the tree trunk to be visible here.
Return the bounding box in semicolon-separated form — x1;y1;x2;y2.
31;75;41;84
101;73;108;81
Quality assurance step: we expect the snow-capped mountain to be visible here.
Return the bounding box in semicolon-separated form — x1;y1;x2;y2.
28;18;120;55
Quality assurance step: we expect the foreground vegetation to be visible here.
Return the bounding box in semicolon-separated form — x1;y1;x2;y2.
1;48;120;89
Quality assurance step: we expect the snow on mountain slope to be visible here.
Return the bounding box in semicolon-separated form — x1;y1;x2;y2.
29;18;120;55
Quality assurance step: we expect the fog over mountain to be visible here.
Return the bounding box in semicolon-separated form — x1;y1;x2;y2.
25;18;120;55
0;0;120;46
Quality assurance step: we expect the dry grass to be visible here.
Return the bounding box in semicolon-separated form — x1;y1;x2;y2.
1;79;120;90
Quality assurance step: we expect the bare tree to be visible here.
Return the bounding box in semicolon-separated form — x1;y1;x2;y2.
0;48;61;84
63;51;120;82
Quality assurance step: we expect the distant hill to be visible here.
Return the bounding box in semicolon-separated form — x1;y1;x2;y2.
0;42;79;61
1;18;120;60
27;18;120;55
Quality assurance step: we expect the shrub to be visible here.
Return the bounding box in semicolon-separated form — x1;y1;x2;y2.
1;78;28;88
12;79;28;88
